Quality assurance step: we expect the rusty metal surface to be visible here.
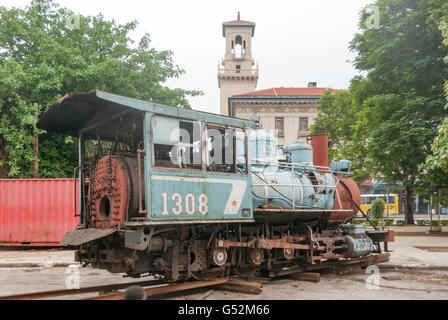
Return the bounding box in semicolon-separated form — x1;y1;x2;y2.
85;278;230;300
330;177;361;222
61;228;115;246
366;229;395;243
89;155;141;229
386;230;395;242
310;134;329;168
0;179;79;246
0;279;164;300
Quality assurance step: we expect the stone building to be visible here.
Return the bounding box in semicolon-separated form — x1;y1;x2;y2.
218;14;259;116
228;84;335;146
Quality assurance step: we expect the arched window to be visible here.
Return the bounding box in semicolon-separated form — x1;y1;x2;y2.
234;35;243;58
235;35;242;45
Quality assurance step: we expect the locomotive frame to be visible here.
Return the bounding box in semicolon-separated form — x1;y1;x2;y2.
37;91;393;281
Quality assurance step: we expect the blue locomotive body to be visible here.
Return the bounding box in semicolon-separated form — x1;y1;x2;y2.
37;91;386;280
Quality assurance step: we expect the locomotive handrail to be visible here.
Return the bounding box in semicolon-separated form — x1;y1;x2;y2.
137;143;147;215
251;183;337;188
73;166;80;217
253;208;354;212
250;159;353;176
252;159;332;170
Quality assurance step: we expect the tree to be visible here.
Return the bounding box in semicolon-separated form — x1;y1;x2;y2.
0;0;202;178
372;198;386;219
422;18;448;207
311;87;371;184
312;0;448;224
425;18;448;175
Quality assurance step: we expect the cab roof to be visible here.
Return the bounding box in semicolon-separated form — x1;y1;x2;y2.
37;90;255;140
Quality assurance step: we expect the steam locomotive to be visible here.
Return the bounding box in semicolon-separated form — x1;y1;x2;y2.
37;91;392;281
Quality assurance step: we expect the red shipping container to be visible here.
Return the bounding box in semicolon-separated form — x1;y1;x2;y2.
0;179;80;246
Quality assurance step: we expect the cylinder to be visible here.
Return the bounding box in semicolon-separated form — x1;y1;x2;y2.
310;134;329;168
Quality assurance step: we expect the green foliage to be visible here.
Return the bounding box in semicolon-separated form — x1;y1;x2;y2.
351;219;364;225
311;89;371;183
426;118;448;174
431;220;441;226
421;18;448;204
0;0;202;177
352;217;395;226
372;198;386;219
311;0;448;223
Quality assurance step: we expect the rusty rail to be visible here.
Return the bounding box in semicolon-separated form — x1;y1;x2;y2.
0;279;164;300
0;278;229;300
85;278;229;300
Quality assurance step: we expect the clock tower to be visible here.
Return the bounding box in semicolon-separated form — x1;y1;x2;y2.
218;13;258;116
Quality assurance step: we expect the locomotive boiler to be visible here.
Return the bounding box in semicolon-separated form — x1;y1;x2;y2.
37;91;392;281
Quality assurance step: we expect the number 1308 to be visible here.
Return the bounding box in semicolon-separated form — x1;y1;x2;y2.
161;192;208;216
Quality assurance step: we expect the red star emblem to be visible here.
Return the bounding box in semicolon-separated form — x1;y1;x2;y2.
232;200;238;207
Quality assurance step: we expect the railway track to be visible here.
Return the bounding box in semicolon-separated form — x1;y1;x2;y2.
0;277;230;300
0;253;390;300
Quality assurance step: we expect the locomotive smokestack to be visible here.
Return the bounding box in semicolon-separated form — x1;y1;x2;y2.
310;134;329;168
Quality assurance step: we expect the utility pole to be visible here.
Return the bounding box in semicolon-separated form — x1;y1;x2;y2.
33;103;39;178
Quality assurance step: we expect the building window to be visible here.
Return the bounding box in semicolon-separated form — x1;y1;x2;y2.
275;117;284;137
299;117;308;131
236;65;241;73
151;115;201;170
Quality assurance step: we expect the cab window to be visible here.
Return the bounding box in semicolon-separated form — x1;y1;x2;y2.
206;126;247;174
152;115;201;170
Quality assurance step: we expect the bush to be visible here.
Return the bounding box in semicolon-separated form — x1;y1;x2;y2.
384;219;394;226
372;198;386;219
396;220;406;226
351;219;363;225
417;220;429;226
441;220;448;226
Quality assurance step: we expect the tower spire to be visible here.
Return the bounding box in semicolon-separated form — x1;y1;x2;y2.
238;11;240;20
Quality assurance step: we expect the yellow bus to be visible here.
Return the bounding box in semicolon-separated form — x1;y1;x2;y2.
360;194;399;216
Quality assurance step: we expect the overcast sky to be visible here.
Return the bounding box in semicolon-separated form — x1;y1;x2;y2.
3;0;374;113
